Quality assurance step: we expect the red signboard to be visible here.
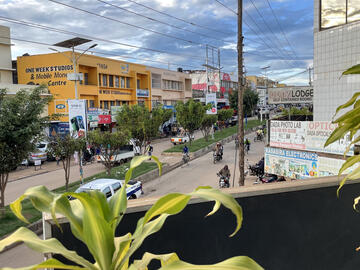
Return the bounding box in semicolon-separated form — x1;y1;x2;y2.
98;115;112;124
223;73;231;81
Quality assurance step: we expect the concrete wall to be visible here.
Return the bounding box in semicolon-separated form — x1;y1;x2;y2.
48;177;360;269
313;0;360;121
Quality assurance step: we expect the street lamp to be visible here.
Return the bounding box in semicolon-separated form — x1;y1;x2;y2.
50;37;97;99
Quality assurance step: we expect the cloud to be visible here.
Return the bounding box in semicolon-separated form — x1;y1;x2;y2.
1;0;313;85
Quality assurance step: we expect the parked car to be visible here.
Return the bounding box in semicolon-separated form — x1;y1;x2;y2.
227;115;238;126
259;107;270;115
96;140;140;164
24;141;48;164
75;178;143;200
171;133;194;145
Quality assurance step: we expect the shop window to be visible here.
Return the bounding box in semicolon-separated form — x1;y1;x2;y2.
121;77;125;88
126;77;130;88
102;74;107;87
115;76;119;87
89;100;95;108
109;75;114;87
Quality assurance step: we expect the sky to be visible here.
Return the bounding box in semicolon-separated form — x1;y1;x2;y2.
0;0;314;85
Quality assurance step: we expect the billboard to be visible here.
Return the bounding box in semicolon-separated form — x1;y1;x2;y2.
68;99;87;138
318;157;357;177
206;93;217;114
270;121;353;156
270;121;306;150
264;147;318;179
268;86;313;104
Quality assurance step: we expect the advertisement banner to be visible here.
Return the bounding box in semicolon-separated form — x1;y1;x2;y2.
98;114;112;124
318;157;357;177
206;93;217;114
136;89;149;97
270;121;306;150
265;147;318;179
305;122;353;155
268;86;313;104
68;99;87;138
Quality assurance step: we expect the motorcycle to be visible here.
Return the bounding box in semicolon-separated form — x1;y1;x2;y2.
254;132;264;142
213;151;222;164
182;153;190;164
217;173;230;188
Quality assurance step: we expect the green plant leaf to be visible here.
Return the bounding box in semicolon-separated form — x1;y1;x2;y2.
130;252;180;270
112;233;132;270
1;258;86;270
338;156;360;175
189;187;243;237
159;256;263;270
150;155;162;176
109;183;128;231
353;196;360;212
334;92;360;116
10;195;28;223
324;124;352;147
342;64;360;76
143;193;191;225
0;227;95;269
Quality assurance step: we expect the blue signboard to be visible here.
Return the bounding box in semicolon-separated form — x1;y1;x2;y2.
49;122;70;137
136;89;149;97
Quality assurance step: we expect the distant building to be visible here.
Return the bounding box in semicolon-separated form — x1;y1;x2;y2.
313;0;360;121
147;66;192;109
0;25;15;84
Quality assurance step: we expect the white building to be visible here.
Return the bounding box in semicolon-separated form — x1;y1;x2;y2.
0;25;14;83
314;0;360;121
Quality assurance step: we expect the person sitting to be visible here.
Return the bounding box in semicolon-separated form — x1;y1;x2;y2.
214;142;223;159
218;165;231;186
256;129;263;140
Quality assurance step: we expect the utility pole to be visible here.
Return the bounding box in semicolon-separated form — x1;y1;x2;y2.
308;67;313;86
237;0;245;186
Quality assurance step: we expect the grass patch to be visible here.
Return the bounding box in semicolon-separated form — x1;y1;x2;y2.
164;119;265;153
0;161;159;238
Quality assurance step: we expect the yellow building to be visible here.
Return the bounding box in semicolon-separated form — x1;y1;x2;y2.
17;52;151;122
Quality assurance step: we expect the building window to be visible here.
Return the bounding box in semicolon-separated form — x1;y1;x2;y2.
109;75;114;87
104;101;109;109
126;77;130;88
163;80;182;90
320;0;360;29
120;77;125;88
137;79;140;89
99;74;101;85
152;73;161;88
100;101;103;109
138;100;145;106
84;73;89;85
122;101;128;105
99;90;102;94
102;74;107;87
116;100;121;106
115;76;119;87
110;101;115;107
89;100;95;108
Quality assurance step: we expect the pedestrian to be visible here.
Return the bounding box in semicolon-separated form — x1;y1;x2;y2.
146;141;153;159
55;156;60;166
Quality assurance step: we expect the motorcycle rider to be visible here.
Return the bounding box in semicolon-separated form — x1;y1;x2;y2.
218;165;231;186
214;142;223;159
256;128;264;141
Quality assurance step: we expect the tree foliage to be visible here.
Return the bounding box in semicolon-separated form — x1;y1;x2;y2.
230;88;259;116
48;134;86;191
200;114;218;141
0;85;51;214
116;105;172;153
88;129;130;175
0;156;262;270
175;99;208;144
218;109;234;122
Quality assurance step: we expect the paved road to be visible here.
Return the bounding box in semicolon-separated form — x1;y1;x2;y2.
143;132;266;197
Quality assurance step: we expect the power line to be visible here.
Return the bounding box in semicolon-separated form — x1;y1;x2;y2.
0;16;205;61
47;0;207;47
3;35;204;69
247;0;297;63
213;0;238;15
124;0;233;36
95;0;230;45
264;0;299;60
276;69;308;82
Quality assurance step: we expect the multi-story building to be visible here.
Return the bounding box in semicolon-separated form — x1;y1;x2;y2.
0;25;14;84
17;52;152;123
147;67;192;108
313;0;360;121
189;70;237;108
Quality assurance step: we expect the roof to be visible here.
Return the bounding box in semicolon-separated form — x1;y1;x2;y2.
79;178;122;190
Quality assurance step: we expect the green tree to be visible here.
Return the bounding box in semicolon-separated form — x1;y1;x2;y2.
116;105;171;153
218;109;234;122
88;130;130;175
230;88;259;116
0;85;51;215
48;134;86;191
200;114;218;141
175;99;207;144
0;156;262;270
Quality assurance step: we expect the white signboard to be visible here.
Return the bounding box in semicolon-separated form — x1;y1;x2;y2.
68;99;87;138
67;73;84;81
268;86;313;104
34;160;41;166
206;93;217;114
305;122;353;155
318;157;357;177
270;121;306;150
265;147;318;179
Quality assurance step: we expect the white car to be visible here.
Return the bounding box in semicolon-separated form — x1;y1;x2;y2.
96;139;140;164
170;133;194;145
75;178;143;200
